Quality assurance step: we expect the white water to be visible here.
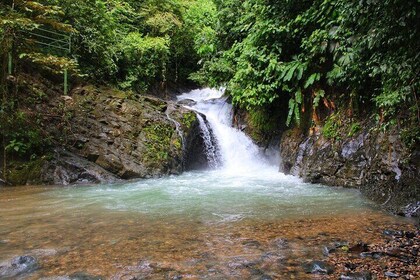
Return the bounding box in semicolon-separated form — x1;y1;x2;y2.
0;89;399;279
0;89;377;228
195;113;220;168
177;88;277;175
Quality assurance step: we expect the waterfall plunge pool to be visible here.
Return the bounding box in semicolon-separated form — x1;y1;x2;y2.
0;88;416;279
0;174;415;279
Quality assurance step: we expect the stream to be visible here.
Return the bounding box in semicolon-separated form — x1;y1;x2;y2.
0;89;416;279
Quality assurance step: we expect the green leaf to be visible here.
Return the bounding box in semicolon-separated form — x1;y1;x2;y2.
313;89;325;108
304;73;320;88
286;98;295;126
294;101;300;125
295;88;302;104
296;64;304;81
284;63;298;82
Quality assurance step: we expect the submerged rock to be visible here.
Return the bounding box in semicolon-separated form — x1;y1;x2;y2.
40;273;104;280
302;261;334;274
0;255;38;278
348;242;368;253
272;238;289;249
322;246;336;256
360;252;383;259
68;272;104;280
384;271;399;278
339;271;372;280
383;229;404;237
401;201;420;217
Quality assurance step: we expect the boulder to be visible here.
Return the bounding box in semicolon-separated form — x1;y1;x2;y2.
0;255;38;278
302;261;334;274
339;271;372;280
6;149;119;186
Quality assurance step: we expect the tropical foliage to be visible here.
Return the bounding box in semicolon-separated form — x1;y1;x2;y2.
1;0;419;159
196;0;419;129
0;0;217;159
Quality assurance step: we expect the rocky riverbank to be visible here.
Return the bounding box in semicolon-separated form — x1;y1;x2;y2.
326;225;419;279
2;83;211;185
279;120;420;217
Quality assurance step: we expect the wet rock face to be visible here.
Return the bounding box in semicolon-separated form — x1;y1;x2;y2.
59;86;201;180
183;115;209;170
4;85;215;186
183;113;220;171
280;127;420;216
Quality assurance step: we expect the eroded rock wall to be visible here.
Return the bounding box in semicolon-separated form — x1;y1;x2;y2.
280;127;419;216
4;85;206;185
63;86;202;179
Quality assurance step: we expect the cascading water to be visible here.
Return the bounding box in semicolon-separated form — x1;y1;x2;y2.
177;88;277;174
0;89;398;280
195;113;221;169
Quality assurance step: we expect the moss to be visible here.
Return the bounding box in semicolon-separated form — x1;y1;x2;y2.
181;111;197;130
246;107;281;145
6;158;45;186
142;123;173;168
172;137;182;150
322;113;341;140
348;122;361;137
401;126;420;150
98;86;133;99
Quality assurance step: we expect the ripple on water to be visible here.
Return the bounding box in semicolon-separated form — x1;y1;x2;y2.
0;170;414;279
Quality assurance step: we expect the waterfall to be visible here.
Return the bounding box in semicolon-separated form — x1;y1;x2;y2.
177;88;278;174
195;114;220;169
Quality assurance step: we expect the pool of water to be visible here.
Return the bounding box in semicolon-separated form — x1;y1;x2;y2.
0;88;415;279
0;170;413;279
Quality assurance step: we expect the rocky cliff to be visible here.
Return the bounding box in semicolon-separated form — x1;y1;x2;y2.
280;123;419;217
4;84;209;185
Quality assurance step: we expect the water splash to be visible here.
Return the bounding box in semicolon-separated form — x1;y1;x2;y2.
177;88;278;174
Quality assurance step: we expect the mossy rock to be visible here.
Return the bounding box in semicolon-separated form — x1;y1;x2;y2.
142;123;174;168
6;158;46;185
181;111;198;130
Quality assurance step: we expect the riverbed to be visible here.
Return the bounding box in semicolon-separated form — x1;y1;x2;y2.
0;170;416;279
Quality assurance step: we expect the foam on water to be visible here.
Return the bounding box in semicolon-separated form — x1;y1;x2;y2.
23;89;377;221
178;88;278;174
0;89;410;279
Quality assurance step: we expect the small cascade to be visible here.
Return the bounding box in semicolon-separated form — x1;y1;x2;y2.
165;110;185;149
196;114;221;169
178;88;279;173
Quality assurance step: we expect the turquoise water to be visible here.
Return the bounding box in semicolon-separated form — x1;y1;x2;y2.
0;171;409;279
0;88;408;279
42;169;373;221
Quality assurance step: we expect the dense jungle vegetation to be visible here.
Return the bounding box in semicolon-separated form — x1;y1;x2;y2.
0;0;419;159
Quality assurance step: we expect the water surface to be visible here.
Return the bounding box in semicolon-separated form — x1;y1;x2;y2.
0;88;414;279
0;171;412;279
